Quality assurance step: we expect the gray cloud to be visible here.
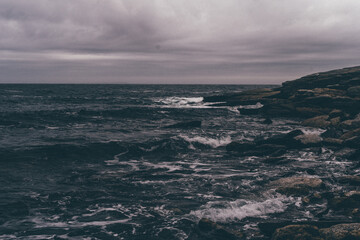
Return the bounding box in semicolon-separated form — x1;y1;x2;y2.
0;0;360;83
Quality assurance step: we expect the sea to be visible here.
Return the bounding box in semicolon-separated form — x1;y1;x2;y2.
0;84;356;239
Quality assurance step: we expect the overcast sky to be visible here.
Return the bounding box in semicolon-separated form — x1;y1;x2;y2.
1;0;360;84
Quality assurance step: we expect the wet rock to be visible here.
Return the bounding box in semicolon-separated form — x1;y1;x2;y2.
338;176;360;185
328;191;360;210
302;193;323;204
295;107;330;118
165;120;201;129
263;118;273;124
340;117;360;130
347;86;360;97
339;128;360;140
321;128;344;139
204;88;279;106
272;224;322;240
193;218;245;240
270;176;324;195
226;142;255;152
258;130;303;146
294;134;322;145
343;136;360;148
261;102;298;117
330;117;341;126
329;109;345;119
302;115;331;128
320;223;360;240
322;138;343;146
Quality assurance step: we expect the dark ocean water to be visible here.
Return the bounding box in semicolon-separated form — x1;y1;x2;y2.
0;84;356;239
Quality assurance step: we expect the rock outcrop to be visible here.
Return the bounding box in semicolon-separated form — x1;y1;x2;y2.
204;66;360;239
204;66;360;121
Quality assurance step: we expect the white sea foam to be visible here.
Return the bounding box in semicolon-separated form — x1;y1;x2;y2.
142;161;183;172
190;196;294;222
155;97;204;108
238;102;263;109
179;134;232;148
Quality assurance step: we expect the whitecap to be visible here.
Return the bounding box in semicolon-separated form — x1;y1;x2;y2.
238;102;263;109
179;134;232;148
190;196;296;222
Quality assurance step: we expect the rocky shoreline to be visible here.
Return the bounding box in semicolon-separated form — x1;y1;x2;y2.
199;66;360;239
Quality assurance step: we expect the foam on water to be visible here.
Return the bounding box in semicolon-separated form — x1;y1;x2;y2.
190;196;296;223
179;134;232;148
154;97;204;108
238;102;264;109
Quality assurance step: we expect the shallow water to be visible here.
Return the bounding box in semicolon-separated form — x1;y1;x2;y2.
0;84;357;239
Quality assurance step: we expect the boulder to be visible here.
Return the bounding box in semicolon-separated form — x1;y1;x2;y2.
270;177;324;195
338;175;360;185
320;223;360;240
322;138;343;146
321;128;344;139
347;86;360;97
328;191;360;210
340;118;360;130
295;107;331;118
343;136;360;148
329;109;345;119
302;115;331;128
193;218;245;240
294;134;322;145
339;128;360;140
329;117;341;126
272;224;322;240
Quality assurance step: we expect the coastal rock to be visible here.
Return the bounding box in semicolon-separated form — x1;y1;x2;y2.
294;133;322;145
340;118;360;130
328;191;360;210
329;109;345;119
320;223;360;240
338;175;360;185
347;86;360;97
203;88;279;106
343;136;360;148
270;176;324;195
272;224;322;240
339;128;360;140
302;115;331;128
321;128;344;139
193;218;245;240
322;138;343;146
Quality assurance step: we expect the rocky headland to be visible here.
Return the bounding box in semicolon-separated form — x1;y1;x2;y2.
199;66;360;239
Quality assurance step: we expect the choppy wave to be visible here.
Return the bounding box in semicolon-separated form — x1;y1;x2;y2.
179;134;232;148
190;196;297;222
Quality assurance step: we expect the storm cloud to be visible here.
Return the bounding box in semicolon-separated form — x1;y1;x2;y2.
1;0;360;83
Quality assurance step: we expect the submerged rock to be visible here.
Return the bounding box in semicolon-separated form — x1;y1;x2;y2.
190;218;245;240
271;223;360;240
272;224;322;240
320;223;360;240
270;176;324;195
329;191;360;210
302;115;331;128
338;175;360;185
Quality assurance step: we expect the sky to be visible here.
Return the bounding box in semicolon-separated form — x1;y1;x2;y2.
1;0;360;84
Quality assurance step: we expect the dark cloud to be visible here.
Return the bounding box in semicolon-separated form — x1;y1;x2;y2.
0;0;360;83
